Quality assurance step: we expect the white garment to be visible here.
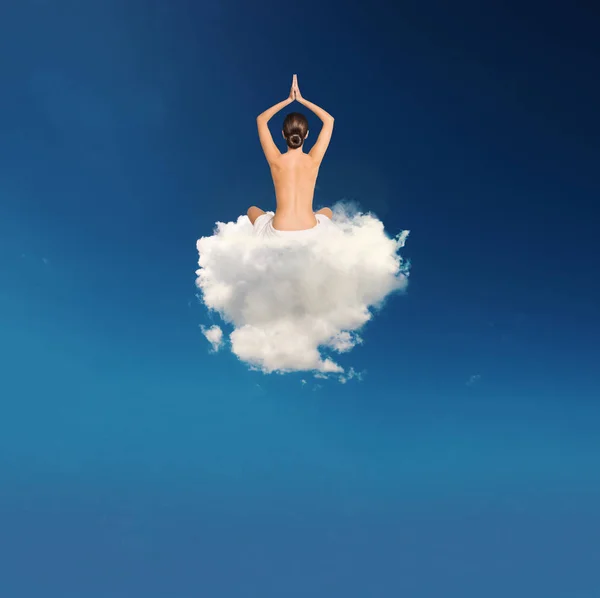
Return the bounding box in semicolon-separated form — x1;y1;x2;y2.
252;211;336;241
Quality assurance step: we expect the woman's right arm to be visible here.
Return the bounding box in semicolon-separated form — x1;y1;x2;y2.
300;97;335;163
296;96;335;124
293;76;335;163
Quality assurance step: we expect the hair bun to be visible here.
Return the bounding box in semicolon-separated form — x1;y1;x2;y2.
283;113;308;149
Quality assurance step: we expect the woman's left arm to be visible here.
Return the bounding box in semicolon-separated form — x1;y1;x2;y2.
257;96;294;123
256;78;296;163
257;102;290;162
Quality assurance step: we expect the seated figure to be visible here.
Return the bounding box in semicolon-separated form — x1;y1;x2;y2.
249;74;335;240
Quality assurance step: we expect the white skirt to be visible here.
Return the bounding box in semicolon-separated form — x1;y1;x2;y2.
252;211;337;240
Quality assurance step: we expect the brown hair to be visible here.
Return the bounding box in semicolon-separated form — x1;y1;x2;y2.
282;112;308;149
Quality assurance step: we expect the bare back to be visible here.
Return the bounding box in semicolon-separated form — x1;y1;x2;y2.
255;80;334;230
269;152;320;230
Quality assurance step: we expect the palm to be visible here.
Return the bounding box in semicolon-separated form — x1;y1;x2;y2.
289;74;301;100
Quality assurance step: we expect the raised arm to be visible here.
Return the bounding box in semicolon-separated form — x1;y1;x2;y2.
293;77;335;164
256;94;294;163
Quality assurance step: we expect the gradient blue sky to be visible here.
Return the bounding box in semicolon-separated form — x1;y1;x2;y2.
1;1;599;596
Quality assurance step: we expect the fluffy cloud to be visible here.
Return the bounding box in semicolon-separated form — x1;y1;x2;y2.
200;324;223;352
195;202;409;379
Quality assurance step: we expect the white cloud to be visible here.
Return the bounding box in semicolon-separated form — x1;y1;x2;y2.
339;367;365;384
200;324;224;352
195;201;409;379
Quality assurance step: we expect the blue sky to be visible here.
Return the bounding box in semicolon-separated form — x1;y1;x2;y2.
1;1;599;596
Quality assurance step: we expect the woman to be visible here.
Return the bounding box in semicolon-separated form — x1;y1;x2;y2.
248;75;335;237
